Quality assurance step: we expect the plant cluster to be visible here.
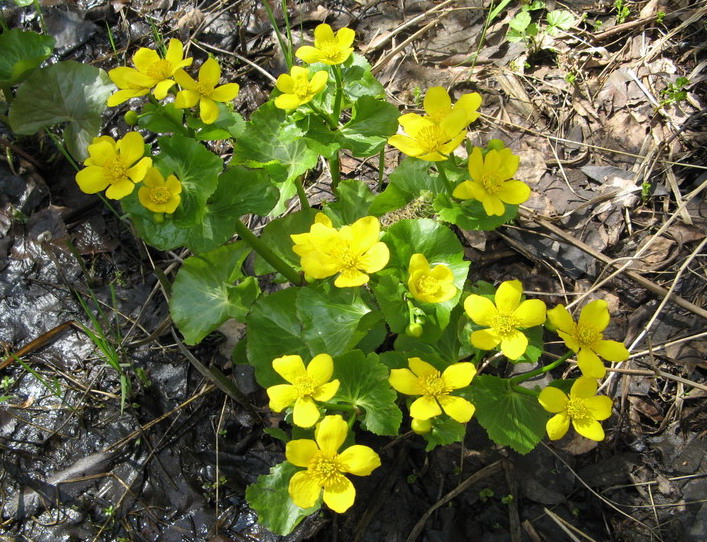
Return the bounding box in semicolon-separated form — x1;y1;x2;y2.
1;23;630;536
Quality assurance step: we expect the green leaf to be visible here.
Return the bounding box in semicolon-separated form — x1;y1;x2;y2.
246;461;320;536
323;179;375;226
369;157;445;216
297;283;373;357
254;208;320;274
138;102;188;135
338;96;399;156
509;11;532;32
0;29;54;87
8;61;114;161
246;288;309;388
155;135;223;227
331;350;402;436
188;107;246;140
371;271;408;334
546;10;575;32
169;242;257;344
211;165;280;218
434;193;518;231
421;417;467;451
471;375;548;454
342;53;385;102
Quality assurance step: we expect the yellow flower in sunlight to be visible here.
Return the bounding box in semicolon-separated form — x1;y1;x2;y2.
422;86;482;126
407;253;457;304
107;38;193;106
173;57;240;124
266;354;340;428
75;132;152;199
539;377;613;441
137;167;182;214
274;66;329;110
388;111;468;161
389;357;476;423
453;146;530;216
290;213;389;288
547;300;630;379
287;415;380;512
464;280;546;360
296;24;355;66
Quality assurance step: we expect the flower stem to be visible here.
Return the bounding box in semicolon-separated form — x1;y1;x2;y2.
294;176;310;210
509;350;574;384
329;151;341;194
510;383;539;397
332;65;344;123
378;147;385;190
233;218;302;285
319;401;357;413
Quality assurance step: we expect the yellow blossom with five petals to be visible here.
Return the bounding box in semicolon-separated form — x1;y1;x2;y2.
107;39;193;106
296;24;355;66
539;377;613;441
138;167;182;214
75;132;152;200
274;66;329;110
266;354;340;428
452;147;530;216
173;58;240;124
407;253;457;304
422;86;482;126
388;111;468;161
290;214;389;288
547;300;630;378
464;280;546;360
287;415;380;512
389;357;476;423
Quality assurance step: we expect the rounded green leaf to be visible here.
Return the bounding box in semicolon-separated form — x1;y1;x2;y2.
0;29;54;86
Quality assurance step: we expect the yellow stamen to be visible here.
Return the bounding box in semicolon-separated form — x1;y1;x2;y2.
576;325;600;347
146;59;173;80
491;313;519;337
149;186;171;204
419;371;450;397
293;375;317;397
309;451;347;488
566;399;589;420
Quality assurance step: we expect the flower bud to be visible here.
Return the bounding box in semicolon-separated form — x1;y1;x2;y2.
405;323;424;338
124;110;139;126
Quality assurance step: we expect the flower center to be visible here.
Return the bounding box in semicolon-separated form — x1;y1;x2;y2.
576;324;600;347
416;126;446;152
149;186;171;204
146;59;173;80
491;312;519;338
293;375;317;397
332;243;362;272
566;398;590;420
426;106;450;124
419;371;450;398
293;78;310;98
319;41;343;62
308;451;347;489
107;158;129;183
196;81;214;97
479;173;504;194
416;275;439;295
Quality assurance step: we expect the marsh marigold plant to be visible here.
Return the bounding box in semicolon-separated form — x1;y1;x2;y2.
464;280;546;360
296;24;355;66
173;57;240;124
287;415;380;512
266;354;340;428
547;300;630;378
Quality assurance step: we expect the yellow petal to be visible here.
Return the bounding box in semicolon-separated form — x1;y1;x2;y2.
174;68;197;90
572;417;605;441
199;97;220;124
105;178;135;200
348;216;380;253
338;445;381;476
127;157;152;183
315;415;347;454
335;27;356;48
153;79;176;100
388;134;425;157
439;108;469;138
137;186;154;211
467;146;484;181
438;395;475;423
538;386;568;413
437;128;466;155
312;380;339;402
109;66;155;90
141;166;162;187
570;376;598;400
107;88;149;106
499;330;528;360
454;92;482;123
165;39;188;67
470;328;500;351
576;349;606;378
409;395;442;420
306;353;334;385
593;340;629;362
441;362;475;390
359;242;389;274
295;45;322;64
464;294;498;326
199;57;221;88
286;439;318;467
481;195;506;216
289;471;322;509
423;86;452;118
86;139;116;166
211;82;239;102
275;93;303;110
314;23;335;44
408;357;437;379
132;47;161;73
117;132;145;165
334;268;369;287
293;397;321;428
272;355;307;383
495;280;522;313
75;166;110;194
557;329;581;353
267;384;298;412
496;180;531;205
495;148;520;180
165;175;182;194
389;368;422;396
310;70;329;93
162;194;180;214
579;300;610;332
452;180;476;200
322;476;355;513
547;305;576;334
276;72;295;93
513;299;547;328
409;253;430;275
546;412;570;440
174;89;200;109
583;395;613;421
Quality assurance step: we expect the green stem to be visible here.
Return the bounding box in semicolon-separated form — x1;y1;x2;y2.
510;350;574;384
377;147;385;191
294;176;310;210
309;103;337;131
233;218;302;285
47;132;79;171
319;401;357;413
332;65;344;124
436;163;454;194
511;383;539;397
329;151;341;194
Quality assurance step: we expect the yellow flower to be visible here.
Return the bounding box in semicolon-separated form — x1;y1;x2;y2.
290;214;389;288
266;354;340;428
274;66;329;110
389;357;476;422
547;300;630;379
107;38;193;106
137;167;182;214
539;377;613;441
464;280;546;360
407;253;457;304
287;415;380;512
452;147;530;216
296;24;355;66
422;86;482;126
173;57;240;124
75;133;152;199
388;111;468;161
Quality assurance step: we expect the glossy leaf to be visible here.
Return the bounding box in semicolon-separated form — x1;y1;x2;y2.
0;29;54;87
434;193;519;231
369;157;446;216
